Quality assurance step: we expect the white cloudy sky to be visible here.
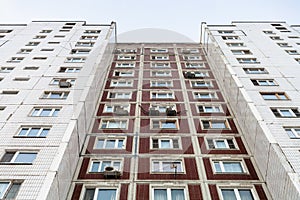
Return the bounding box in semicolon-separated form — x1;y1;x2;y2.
0;0;299;41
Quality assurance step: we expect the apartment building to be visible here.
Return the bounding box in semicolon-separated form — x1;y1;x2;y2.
67;43;270;200
202;21;300;199
0;21;116;200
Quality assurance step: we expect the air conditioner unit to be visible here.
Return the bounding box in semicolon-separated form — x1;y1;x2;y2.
59;81;72;88
149;108;160;116
182;49;191;54
103;166;121;179
166;107;177;116
184;72;196;78
114;108;129;116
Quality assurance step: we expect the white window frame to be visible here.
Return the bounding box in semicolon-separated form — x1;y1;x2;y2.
276;108;297;117
151;187;187;200
226;43;244;47
103;104;130;113
100;119;128;129
42;91;69;99
243;68;268;74
110;80;133;87
151;119;179;130
151;137;181;149
7;57;24;63
71;49;91;54
212;160;246;173
81;35;98;40
150;104;176;113
198;105;222;113
30;108;60;117
206;138;236;149
17;127;50;137
286;50;299;55
26;42;40;46
231;50;252;55
117;55;136;60
115;62;135;68
108;92;132;99
89;160;122;172
150;80;173;87
202;120;229;129
253;79;277;86
151;62;170;68
222;36;240;40
113;70;134;77
237;58;258;64
18;49;33;54
218;187;258;200
0;67;14;73
1;151;37;164
191;80;213;88
0;181;20;199
65;57;86;63
151;92;174;99
185;63;204;68
83;188;118;200
151;159;184;173
284;127;300;138
151;70;172;77
75;42;94;47
95;138;126;149
59;67;81;73
277;42;291;47
270;36;283;40
115;48;136;53
194;92;217;99
150;48;168;53
50;78;75;85
151;55;169;60
184;56;201;60
260;92;288;100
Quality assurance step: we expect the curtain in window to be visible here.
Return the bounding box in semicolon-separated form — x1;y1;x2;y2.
221;189;237;200
239;189;254;200
171;189;185;200
97;189;116;200
154;189;167;200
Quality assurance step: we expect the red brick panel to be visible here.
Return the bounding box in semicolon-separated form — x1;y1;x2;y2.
255;185;268;200
70;184;83;200
136;184;150;200
208;184;220;200
120;184;129;200
188;184;203;200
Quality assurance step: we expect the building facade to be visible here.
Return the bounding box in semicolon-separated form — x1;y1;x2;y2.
0;21;116;200
202;21;300;200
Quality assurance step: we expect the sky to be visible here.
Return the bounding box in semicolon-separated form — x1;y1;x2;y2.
0;0;299;42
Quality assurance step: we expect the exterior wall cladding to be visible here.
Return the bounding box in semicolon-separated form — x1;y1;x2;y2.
68;43;271;200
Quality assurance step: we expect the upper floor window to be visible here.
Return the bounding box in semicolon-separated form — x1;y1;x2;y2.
220;188;255;200
251;79;277;86
151;92;174;99
270;36;283;40
151;63;170;68
152;188;186;200
114;70;134;77
198;105;222;113
50;78;75;86
18;49;33;54
152;138;180;149
213;160;245;173
100;119;127;129
183;56;201;60
263;30;275;34
117;55;135;60
202;120;229;129
271;108;300;118
194;92;216;99
0;29;12;33
150;48;168;53
80;35;98;40
295;58;300;64
191;80;212;88
89;160;121;172
17;127;50;137
95;138;125;149
33;35;46;39
218;30;234;34
237;58;259;64
58;67;81;73
75;42;94;47
40;30;52;33
103;104;130;114
42;91;69;99
151;55;169;60
83;188;117;200
0;181;21;199
0;67;14;73
108;92;131;99
277;42;291;47
23;66;39;70
70;49;91;54
260;92;289;100
7;57;24;63
222;36;240;40
285;127;300;138
184;71;209;78
207;138;236;149
243;68;268;74
231;50;252;55
115;48;136;53
115;63;135;68
152;160;183;173
152;119;178;129
65;57;86;63
110;80;133;87
31;108;60;117
151;70;171;77
182;48;199;53
0;151;37;164
226;43;245;47
84;30;101;34
185;63;204;68
150;80;173;87
285;50;300;55
26;42;40;46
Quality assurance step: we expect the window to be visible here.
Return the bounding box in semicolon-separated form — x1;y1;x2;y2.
0;29;13;33
115;48;137;53
0;67;14;73
151;71;171;77
260;92;288;100
285;50;299;55
231;50;252;55
263;30;275;34
18;49;33;54
110;80;133;87
153;188;185;200
151;92;174;99
33;35;46;39
41;49;54;52
151;55;169;60
151;63;170;68
152;119;178;129
2;90;18;95
285;127;300;138
271;108;300;118
237;58;259;64
251;79;277;86
114;70;134;77
25;42;40;46
17;127;50;137
182;49;199;54
115;63;135;68
90;160;121;172
150;49;168;53
47;41;60;44
0;181;21;199
65;57;86;63
243;68;268;74
185;63;204;68
58;67;81;73
0;151;37;164
100;120;127;129
75;42;94;47
40;30;52;33
152;138;180;149
191;81;212;88
198;105;222;113
95;138;125;149
183;56;201;60
226;43;245;47
83;188;117;200
207;138;236;149
152;160;183;173
70;49;91;54
33;57;47;60
222;36;240;40
84;30;101;34
220;188;255;200
103;104;130;114
7;57;24;63
270;36;283;40
81;35;98;40
42;91;69;99
277;42;291;47
202;120;229;129
194;92;216;99
150;80;173;87
117;55;135;60
14;77;30;81
54;35;65;38
288;36;300;39
50;78;75;86
149;104;176;114
295;58;300;64
108;92;131;99
218;30;234;34
213;160;245;173
31;108;60;117
24;66;39;70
